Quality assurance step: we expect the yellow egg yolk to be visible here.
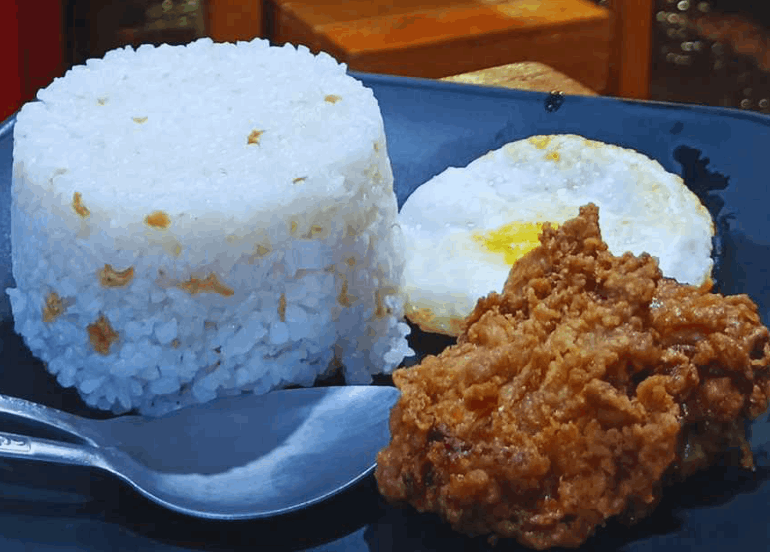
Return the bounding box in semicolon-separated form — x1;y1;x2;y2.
473;221;556;265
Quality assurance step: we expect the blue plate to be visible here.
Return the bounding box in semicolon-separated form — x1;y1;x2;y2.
1;73;769;551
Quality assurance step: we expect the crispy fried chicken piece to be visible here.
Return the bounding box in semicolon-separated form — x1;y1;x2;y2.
376;204;770;549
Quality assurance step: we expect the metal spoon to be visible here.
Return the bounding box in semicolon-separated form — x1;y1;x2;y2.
0;385;399;519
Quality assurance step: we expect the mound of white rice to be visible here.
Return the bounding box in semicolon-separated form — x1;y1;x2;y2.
8;38;412;415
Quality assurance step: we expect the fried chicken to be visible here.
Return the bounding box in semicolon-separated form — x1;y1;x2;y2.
375;204;770;549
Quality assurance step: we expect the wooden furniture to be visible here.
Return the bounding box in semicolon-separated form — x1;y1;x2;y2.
257;0;653;99
207;0;265;43
442;61;598;96
608;0;654;99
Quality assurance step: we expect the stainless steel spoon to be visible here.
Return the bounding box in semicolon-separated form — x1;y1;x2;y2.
0;385;399;519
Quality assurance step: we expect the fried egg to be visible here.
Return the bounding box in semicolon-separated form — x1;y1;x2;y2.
399;134;715;336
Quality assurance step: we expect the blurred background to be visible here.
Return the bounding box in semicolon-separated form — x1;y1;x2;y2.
2;0;769;121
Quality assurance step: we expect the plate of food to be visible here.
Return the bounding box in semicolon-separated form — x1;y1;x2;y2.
0;38;769;551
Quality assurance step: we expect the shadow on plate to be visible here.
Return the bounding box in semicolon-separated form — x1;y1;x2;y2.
402;323;456;368
362;462;770;552
1;457;768;551
97;471;381;551
0;319;111;420
0;459;379;550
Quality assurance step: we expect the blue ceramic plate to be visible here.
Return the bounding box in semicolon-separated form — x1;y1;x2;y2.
0;73;769;551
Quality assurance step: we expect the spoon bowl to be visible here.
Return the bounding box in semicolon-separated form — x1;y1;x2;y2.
0;386;399;519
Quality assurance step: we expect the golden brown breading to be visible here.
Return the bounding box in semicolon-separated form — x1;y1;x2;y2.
376;204;770;549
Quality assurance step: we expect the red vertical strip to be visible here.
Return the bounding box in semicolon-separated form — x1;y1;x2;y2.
1;1;21;120
17;0;65;110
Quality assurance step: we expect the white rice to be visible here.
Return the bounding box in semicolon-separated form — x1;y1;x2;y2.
8;38;413;415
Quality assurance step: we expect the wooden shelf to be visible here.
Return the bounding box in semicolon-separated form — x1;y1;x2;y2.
442;61;599;96
268;0;611;93
207;0;264;42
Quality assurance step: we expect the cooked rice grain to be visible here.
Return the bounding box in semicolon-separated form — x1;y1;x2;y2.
8;38;412;415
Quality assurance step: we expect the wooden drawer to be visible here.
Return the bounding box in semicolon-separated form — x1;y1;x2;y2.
267;0;610;93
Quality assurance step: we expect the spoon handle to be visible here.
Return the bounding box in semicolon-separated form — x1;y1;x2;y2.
0;430;98;469
0;394;99;447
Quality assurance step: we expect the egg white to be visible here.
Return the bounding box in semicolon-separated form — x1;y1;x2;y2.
399;134;715;336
